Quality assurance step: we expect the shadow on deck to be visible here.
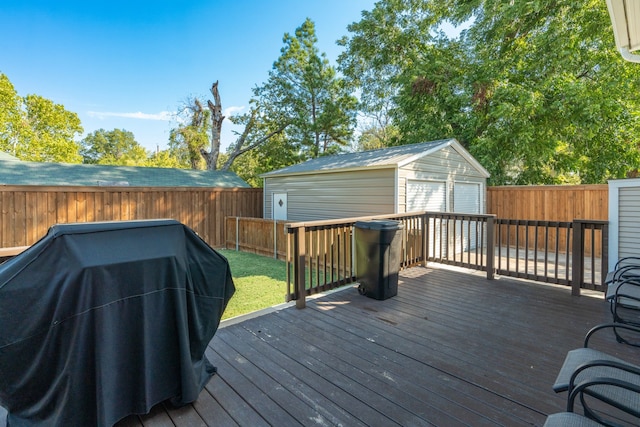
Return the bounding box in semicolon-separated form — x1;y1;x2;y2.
4;265;634;426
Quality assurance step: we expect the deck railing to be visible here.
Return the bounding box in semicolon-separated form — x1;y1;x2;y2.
286;212;608;308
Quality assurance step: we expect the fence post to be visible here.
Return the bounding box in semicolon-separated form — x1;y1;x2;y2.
295;226;307;309
486;215;495;280
571;220;583;296
273;219;278;259
235;217;239;252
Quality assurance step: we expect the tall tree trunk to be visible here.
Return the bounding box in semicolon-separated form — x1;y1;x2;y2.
200;81;225;170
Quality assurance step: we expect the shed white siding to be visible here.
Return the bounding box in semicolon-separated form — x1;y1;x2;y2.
608;178;640;270
398;146;486;214
264;168;396;221
619;186;640;255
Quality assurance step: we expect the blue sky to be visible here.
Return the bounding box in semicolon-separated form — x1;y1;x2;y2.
1;0;377;152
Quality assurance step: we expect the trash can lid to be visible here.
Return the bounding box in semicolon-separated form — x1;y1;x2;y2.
354;219;404;230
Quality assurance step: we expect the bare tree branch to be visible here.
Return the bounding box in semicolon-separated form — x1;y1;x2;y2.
221;110;289;170
200;81;225;170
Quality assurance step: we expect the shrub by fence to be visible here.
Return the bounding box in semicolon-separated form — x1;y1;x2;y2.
0;186;262;249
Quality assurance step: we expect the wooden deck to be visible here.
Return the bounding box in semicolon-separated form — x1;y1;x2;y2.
3;265;637;426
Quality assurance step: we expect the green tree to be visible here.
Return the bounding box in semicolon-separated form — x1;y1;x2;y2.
221;105;289;171
80;128;149;166
169;97;210;170
229;130;302;187
170;83;287;172
337;0;439;120
355;122;401;152
457;0;640;185
0;73;83;163
0;73;23;155
146;149;185;168
339;0;640;184
21;95;83;163
256;18;358;159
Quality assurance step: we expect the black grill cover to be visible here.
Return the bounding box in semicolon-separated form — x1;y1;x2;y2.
0;219;235;426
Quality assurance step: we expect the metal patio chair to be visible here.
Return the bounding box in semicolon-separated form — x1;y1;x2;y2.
606;278;640;333
545;376;640;426
552;323;640;426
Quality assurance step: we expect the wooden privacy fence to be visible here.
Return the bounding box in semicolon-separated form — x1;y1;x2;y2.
487;185;608;220
487;185;608;258
0;186;263;249
225;217;287;259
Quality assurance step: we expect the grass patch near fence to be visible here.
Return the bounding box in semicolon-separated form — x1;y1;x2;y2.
218;249;288;320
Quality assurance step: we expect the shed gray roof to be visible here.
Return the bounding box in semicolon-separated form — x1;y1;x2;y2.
0;152;19;161
0;157;250;188
261;138;489;178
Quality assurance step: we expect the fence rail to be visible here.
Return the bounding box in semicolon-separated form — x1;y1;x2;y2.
284;212;498;308
495;220;574;285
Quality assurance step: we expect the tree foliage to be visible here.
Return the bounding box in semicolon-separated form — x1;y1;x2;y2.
0;73;83;163
337;0;439;118
338;0;640;184
169;97;210;170
0;74;23;155
80;128;149;166
170;19;356;176
146;149;185;168
256;18;358;159
170;83;288;172
229;130;302;187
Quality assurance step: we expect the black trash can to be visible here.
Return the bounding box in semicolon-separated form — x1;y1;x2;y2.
355;219;404;300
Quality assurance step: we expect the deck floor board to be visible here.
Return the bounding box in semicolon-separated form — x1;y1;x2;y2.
74;266;640;426
116;267;639;426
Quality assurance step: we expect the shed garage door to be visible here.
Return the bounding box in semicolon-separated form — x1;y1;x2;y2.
407;180;446;257
407;180;446;212
453;182;481;252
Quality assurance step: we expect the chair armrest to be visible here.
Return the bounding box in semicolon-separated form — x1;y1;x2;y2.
584;322;640;347
614;266;640;281
569;358;640;393
614;256;640;270
606;277;640;301
567;375;640;422
552;348;636;392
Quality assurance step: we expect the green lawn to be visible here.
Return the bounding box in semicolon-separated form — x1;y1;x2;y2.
218;249;288;320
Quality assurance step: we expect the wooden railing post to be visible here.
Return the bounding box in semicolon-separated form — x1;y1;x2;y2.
571;220;583;296
601;222;609;288
486;215;495;280
421;213;429;267
295;226;306;309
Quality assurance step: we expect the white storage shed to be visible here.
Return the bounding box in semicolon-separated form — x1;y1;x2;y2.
261;139;490;221
608;177;640;269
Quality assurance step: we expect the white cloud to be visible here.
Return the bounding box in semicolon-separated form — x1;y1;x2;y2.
87;111;175;121
223;105;245;117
